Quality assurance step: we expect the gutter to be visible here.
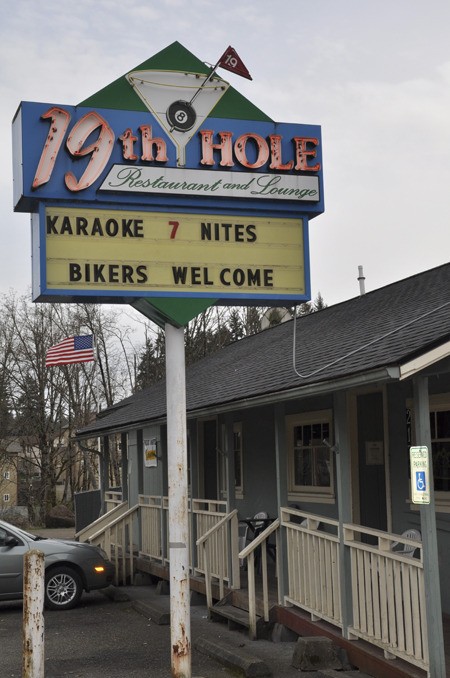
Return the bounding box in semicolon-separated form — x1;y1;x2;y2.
399;340;450;380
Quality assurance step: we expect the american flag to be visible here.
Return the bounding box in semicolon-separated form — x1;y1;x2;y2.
45;335;95;367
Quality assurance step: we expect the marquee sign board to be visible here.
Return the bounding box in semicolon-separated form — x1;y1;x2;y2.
12;42;324;325
33;205;306;303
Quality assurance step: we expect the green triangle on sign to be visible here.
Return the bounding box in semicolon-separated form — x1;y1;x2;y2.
79;41;272;121
131;297;218;329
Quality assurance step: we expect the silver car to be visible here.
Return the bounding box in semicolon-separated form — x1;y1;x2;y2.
0;519;114;610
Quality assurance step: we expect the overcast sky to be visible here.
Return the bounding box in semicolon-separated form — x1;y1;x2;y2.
2;0;449;316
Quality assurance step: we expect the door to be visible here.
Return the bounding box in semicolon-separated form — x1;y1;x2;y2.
357;391;387;532
200;419;218;499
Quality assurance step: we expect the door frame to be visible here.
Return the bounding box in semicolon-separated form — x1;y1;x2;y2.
348;384;392;531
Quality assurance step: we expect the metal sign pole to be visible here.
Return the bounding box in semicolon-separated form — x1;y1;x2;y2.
23;550;45;678
165;323;191;678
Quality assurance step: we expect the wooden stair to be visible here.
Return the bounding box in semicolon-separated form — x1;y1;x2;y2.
209;592;271;638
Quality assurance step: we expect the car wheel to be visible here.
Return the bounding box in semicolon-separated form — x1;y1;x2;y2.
45;567;83;610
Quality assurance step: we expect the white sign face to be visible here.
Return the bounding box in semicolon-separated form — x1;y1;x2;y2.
100;165;320;202
410;445;430;504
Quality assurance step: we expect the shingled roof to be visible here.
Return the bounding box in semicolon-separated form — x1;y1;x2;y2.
77;263;450;438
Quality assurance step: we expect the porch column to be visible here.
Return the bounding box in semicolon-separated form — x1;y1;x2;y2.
188;420;199;571
99;434;110;514
413;376;446;677
223;413;239;588
120;432;128;503
189;420;199;499
223;413;236;512
333;390;353;638
274;403;288;602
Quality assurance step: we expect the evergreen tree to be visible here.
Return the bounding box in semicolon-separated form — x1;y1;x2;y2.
135;331;165;389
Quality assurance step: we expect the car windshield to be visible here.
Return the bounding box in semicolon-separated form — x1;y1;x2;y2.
1;523;47;541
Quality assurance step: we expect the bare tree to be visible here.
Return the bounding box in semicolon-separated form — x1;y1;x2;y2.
0;294;140;523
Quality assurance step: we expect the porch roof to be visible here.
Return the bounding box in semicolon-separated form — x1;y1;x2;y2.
77;262;450;438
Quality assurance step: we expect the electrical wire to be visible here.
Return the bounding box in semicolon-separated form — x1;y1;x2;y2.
292;300;450;380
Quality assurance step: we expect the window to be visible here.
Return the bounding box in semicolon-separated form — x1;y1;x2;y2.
3;494;10;502
3;471;10;480
430;405;450;493
286;410;334;501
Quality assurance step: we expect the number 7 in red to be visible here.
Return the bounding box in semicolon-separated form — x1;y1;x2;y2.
169;221;179;239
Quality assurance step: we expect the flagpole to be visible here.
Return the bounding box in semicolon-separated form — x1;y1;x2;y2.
93;337;103;497
188;47;251;109
188;60;221;107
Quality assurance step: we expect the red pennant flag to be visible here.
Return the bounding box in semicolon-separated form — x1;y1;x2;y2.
218;46;252;80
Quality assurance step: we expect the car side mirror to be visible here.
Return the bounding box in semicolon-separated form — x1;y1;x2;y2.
4;535;20;547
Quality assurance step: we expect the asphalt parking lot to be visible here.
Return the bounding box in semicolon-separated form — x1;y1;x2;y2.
0;585;301;678
0;527;302;677
1;592;228;678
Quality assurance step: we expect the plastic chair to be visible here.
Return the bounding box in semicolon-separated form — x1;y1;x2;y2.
252;511;269;536
238;511;268;566
391;528;421;557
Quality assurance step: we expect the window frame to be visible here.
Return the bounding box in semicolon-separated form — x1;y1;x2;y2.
286;409;335;503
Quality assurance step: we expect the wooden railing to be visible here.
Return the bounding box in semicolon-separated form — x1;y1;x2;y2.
281;507;341;627
196;509;240;610
88;504;139;586
191;498;228;576
105;490;123;512
344;524;427;671
82;496;428;674
75;500;128;543
139;495;168;563
280;509;427;673
137;496;228;573
239;518;280;639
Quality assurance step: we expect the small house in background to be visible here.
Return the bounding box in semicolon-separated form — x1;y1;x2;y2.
77;262;450;677
0;442;18;510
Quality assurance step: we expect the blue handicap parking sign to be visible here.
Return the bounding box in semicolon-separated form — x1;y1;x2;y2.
415;471;426;492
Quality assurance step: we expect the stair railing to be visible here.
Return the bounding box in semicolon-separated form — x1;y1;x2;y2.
88;504;140;585
239;518;280;639
75;500;129;543
104;490;123;511
196;509;240;610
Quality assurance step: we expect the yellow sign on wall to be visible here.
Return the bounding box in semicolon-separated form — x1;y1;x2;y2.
43;206;306;299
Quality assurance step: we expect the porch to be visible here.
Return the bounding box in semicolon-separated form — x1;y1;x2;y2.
76;496;444;678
